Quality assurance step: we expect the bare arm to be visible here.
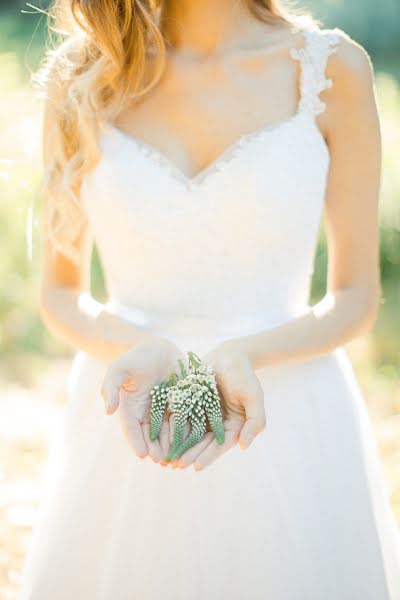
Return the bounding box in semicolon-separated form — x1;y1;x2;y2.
39;65;163;361
220;34;382;370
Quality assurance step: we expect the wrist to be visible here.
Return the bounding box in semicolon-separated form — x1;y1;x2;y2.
136;333;184;368
219;335;263;369
136;331;176;351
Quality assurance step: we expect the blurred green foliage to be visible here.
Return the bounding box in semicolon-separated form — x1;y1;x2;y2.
2;0;400;53
305;0;400;55
0;4;399;384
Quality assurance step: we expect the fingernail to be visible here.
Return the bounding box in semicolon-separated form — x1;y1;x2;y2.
105;399;117;414
122;383;137;392
122;377;137;392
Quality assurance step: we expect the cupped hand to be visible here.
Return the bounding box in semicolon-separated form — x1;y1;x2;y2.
176;341;267;471
100;336;185;464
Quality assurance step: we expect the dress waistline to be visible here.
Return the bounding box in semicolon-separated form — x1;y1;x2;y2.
105;301;311;341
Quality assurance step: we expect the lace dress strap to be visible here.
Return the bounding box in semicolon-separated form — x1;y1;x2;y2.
290;27;345;116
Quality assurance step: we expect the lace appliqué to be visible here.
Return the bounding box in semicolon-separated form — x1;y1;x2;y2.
290;28;343;116
104;112;307;193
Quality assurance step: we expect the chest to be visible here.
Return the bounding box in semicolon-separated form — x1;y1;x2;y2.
113;50;301;178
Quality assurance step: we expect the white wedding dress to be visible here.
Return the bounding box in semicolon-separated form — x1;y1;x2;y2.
19;26;400;600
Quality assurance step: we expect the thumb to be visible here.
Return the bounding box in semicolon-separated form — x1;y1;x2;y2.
239;416;266;450
101;370;136;415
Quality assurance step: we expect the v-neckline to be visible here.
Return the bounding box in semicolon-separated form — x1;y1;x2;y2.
104;111;310;190
103;28;313;191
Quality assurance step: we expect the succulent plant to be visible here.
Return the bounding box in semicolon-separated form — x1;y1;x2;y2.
149;351;225;462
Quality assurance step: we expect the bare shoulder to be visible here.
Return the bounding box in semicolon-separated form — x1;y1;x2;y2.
322;27;376;95
314;27;381;150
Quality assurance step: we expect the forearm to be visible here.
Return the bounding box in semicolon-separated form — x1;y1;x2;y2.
227;287;379;370
40;288;160;360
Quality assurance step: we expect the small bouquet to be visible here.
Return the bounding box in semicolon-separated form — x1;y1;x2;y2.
149;351;225;462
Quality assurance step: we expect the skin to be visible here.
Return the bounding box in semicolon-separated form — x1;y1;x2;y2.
41;0;382;471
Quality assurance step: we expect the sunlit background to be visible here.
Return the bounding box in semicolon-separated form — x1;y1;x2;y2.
1;1;399;597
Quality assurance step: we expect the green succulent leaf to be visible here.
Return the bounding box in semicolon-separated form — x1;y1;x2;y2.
150;350;226;456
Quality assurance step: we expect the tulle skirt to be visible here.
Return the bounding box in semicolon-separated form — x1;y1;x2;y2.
18;335;400;600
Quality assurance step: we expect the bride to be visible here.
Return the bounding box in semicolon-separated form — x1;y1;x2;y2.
19;0;400;598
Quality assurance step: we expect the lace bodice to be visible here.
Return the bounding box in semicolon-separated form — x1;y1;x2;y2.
81;27;346;340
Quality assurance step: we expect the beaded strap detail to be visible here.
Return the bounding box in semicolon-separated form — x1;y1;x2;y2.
290;28;344;116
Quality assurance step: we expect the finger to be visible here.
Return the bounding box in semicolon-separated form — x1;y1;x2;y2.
193;427;239;471
119;413;148;459
179;419;241;469
121;375;137;392
175;430;215;468
101;372;123;415
239;405;267;450
142;423;163;464
101;370;136;415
